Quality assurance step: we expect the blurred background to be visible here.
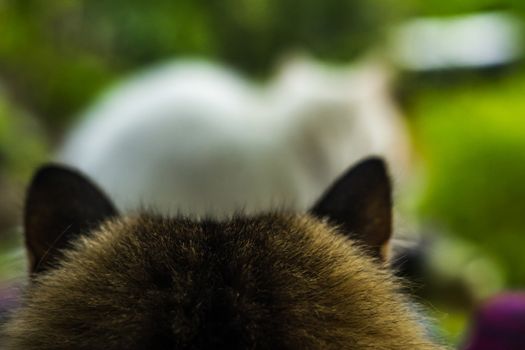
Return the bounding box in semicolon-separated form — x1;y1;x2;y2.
1;0;525;347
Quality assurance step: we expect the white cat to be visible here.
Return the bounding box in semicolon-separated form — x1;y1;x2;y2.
58;57;410;217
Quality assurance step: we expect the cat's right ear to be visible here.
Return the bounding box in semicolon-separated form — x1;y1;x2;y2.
24;165;117;275
309;158;392;260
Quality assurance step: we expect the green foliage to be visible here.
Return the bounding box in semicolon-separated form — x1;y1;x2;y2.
0;0;397;127
0;0;116;128
0;93;49;182
412;73;525;286
403;0;525;16
70;0;394;71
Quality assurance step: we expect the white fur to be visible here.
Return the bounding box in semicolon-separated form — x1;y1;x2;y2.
58;57;410;217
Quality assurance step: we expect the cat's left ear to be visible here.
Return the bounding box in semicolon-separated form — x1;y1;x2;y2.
309;157;392;261
24;165;117;275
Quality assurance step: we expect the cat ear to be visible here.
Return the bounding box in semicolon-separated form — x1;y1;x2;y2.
310;157;392;260
24;165;117;274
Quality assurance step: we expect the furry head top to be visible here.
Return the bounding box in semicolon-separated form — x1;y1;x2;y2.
2;158;443;349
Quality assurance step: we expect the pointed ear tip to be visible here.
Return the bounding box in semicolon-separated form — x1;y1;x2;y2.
30;164;80;184
361;157;386;168
357;157;389;176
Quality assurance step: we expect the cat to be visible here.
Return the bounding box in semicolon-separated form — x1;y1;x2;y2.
58;58;410;218
2;158;443;349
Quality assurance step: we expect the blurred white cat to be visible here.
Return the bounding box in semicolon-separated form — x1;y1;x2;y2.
58;57;410;217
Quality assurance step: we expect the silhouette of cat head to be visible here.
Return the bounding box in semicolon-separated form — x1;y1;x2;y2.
3;158;442;349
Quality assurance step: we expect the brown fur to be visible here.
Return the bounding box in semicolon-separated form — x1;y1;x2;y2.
2;159;446;349
4;214;442;349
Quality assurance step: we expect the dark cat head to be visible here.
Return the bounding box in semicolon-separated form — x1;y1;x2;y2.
3;158;442;349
